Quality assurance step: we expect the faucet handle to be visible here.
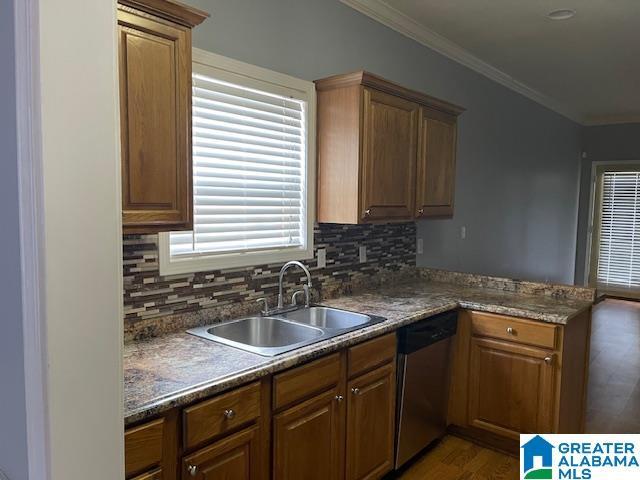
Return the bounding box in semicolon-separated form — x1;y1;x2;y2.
256;298;269;315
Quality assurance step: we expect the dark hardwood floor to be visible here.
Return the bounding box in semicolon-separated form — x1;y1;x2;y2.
398;436;518;480
586;298;640;433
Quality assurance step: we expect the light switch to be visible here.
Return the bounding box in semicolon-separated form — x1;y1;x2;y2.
460;226;466;240
416;238;424;255
359;245;367;263
317;248;326;268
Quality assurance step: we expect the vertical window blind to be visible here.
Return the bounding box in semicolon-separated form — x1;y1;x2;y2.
169;72;308;258
596;171;640;289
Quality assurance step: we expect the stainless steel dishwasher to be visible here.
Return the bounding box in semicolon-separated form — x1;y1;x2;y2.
394;310;458;469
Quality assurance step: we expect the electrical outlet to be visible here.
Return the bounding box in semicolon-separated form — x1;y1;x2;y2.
359;245;367;263
460;226;466;240
317;248;326;268
416;238;424;255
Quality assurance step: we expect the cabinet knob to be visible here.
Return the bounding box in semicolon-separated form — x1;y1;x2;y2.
417;208;424;216
223;409;236;419
335;394;344;403
364;209;371;217
188;465;198;477
544;356;553;365
506;327;515;335
351;387;360;395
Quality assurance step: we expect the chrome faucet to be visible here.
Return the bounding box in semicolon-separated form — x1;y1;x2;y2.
277;261;312;309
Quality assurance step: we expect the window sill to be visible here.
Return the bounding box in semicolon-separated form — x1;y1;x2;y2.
158;233;314;275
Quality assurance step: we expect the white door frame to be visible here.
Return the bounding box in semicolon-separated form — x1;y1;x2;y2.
14;0;49;477
583;159;640;286
14;0;125;478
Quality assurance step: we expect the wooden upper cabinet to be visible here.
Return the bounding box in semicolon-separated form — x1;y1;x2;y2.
117;0;208;233
315;71;464;224
361;89;418;222
415;107;458;218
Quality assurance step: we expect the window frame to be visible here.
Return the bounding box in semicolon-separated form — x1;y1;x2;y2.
588;162;640;295
159;48;316;275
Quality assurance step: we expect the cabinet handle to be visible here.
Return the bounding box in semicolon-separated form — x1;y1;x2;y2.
223;409;236;419
187;464;198;477
335;394;344;403
364;209;371;217
506;327;514;335
351;387;360;395
417;208;424;216
544;356;553;365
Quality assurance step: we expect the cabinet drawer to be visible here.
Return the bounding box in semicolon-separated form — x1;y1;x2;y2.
125;418;165;478
470;311;558;349
348;333;396;377
183;381;261;450
273;353;341;410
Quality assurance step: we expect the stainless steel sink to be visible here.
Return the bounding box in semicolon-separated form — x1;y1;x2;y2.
188;317;324;356
277;306;374;330
188;306;386;357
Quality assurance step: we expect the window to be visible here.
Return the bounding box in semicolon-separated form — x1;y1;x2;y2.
591;165;640;293
159;50;315;275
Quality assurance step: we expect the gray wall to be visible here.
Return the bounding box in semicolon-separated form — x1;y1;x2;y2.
574;123;640;284
0;0;29;479
189;0;583;284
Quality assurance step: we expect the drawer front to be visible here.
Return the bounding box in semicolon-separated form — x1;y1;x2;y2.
348;333;396;378
125;418;165;478
131;468;162;480
273;353;341;411
183;381;261;450
470;311;558;349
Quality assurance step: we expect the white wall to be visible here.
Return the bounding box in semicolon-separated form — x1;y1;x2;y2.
0;0;29;478
39;0;124;478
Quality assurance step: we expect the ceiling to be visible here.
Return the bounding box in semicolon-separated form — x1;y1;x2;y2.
341;0;640;125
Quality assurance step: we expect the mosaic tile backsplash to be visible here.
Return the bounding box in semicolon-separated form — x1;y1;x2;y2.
123;223;417;340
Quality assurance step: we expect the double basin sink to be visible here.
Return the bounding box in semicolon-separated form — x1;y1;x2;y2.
188;306;385;356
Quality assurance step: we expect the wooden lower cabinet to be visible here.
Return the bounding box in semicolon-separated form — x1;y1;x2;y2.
132;469;163;480
182;426;260;480
346;363;396;480
126;334;397;480
273;386;345;480
448;309;592;452
468;337;556;439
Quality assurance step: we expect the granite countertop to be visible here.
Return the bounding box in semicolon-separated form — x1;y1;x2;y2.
124;278;593;426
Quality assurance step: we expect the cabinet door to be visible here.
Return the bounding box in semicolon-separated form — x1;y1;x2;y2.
346;363;395;480
361;88;418;222
415;107;457;217
181;425;261;480
118;7;192;233
273;387;345;480
468;337;556;439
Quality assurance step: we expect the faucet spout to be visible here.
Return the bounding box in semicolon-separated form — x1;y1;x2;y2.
278;261;312;309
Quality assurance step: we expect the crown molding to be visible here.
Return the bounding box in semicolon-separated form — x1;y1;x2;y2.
340;0;586;124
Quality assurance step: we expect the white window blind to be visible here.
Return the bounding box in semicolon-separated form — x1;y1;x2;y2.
596;171;640;289
169;71;308;259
